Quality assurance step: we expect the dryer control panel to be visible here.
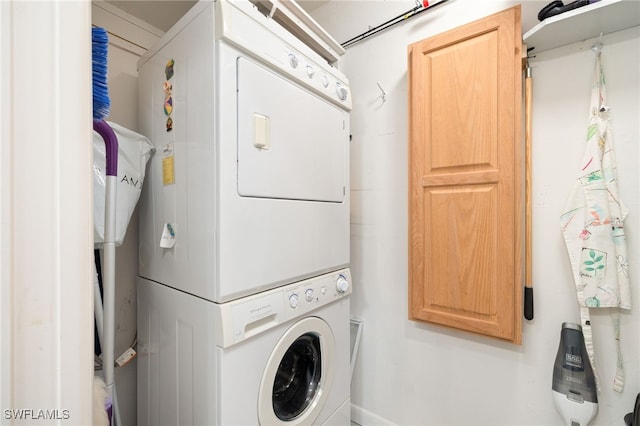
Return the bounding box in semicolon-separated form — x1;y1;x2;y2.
217;269;352;348
283;48;351;108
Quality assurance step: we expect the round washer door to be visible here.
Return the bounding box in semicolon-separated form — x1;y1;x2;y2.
258;317;335;425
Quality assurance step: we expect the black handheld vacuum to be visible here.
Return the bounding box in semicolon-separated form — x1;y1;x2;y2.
552;323;598;426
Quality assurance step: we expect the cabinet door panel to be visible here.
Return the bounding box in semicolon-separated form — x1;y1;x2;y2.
409;6;523;343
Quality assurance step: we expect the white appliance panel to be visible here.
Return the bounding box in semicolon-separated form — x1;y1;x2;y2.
137;270;351;425
217;41;350;302
137;279;218;426
137;2;351;425
138;0;350;303
137;3;217;297
237;57;346;202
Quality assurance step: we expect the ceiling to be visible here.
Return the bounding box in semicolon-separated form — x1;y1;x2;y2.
104;0;327;33
102;1;543;44
105;1;197;32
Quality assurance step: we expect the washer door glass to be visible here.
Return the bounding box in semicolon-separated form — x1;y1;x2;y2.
258;317;335;425
273;333;322;420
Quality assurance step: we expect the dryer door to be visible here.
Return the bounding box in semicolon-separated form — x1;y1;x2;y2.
258;317;335;425
237;57;347;203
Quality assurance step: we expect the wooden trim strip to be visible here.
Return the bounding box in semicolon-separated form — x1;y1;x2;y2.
420;170;500;187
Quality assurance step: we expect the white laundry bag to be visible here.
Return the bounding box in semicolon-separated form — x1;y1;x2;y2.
93;121;154;247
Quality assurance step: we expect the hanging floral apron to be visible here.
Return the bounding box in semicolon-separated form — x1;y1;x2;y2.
560;50;630;393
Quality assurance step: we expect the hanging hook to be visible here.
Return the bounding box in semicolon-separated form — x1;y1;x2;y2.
591;32;603;54
376;82;387;103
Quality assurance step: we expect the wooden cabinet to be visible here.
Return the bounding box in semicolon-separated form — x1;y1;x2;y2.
408;6;523;344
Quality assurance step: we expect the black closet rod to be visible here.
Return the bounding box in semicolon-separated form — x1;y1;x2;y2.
341;0;450;49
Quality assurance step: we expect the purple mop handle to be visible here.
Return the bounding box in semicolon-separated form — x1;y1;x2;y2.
93;120;118;176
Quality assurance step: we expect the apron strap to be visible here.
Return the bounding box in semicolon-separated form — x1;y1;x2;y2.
579;52;626;394
612;309;625;392
579;305;601;393
579;304;625;393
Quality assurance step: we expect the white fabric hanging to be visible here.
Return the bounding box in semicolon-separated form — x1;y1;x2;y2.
560;50;630;393
93;121;154;247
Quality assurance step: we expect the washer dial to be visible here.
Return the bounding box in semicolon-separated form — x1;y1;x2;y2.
336;275;349;293
289;293;299;308
305;288;314;302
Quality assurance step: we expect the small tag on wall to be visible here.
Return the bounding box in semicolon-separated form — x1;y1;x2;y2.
162;143;175;185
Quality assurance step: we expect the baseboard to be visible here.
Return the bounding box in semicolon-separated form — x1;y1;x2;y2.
350;403;396;426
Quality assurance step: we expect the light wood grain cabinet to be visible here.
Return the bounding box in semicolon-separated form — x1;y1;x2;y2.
408;6;523;344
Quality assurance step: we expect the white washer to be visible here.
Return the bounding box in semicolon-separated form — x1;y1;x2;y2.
137;269;352;425
137;0;351;303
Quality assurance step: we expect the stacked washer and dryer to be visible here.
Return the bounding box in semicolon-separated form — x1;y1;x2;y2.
136;0;352;424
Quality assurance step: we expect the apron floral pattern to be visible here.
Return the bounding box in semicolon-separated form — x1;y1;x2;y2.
560;50;630;393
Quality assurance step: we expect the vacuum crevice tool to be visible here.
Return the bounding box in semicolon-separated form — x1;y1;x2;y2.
552;323;598;426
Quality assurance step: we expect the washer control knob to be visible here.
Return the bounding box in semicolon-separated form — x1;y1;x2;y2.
306;65;315;78
336;82;348;101
305;288;314;302
289;293;299;308
289;54;299;69
336;275;349;294
322;75;329;88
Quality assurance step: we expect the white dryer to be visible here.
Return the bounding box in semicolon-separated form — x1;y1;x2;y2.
137;0;351;303
137;269;352;425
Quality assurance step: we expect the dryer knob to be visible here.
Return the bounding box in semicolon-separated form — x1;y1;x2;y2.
306;65;315;79
289;54;299;69
336;276;349;294
289;293;299;308
336;82;348;101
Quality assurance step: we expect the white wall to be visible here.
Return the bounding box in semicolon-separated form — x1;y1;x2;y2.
310;1;639;425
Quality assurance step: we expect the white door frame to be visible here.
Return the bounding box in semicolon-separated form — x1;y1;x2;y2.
1;1;93;423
